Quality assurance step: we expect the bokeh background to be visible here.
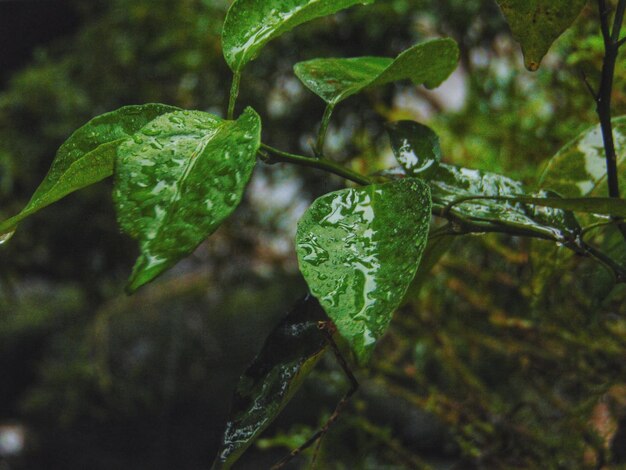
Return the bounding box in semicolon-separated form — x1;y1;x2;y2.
1;0;625;468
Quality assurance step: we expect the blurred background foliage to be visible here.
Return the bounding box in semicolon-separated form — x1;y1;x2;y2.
0;0;625;468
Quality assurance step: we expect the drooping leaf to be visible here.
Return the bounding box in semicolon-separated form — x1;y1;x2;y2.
387;120;441;177
386;121;581;241
540;117;626;197
294;38;459;106
222;0;375;73
296;178;432;363
114;107;261;293
0;104;179;237
212;295;328;470
495;0;586;71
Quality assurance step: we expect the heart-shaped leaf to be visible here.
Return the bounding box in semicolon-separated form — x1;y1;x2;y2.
540;117;626;197
387;120;441;177
212;295;328;470
296;178;432;363
222;0;375;73
114;107;261;293
496;0;586;71
0;104;179;237
294;38;459;106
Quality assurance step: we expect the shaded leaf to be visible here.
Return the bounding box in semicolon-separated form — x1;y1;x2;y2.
496;0;586;71
0;104;179;237
540;117;626;197
296;178;432;363
114;107;261;293
386;121;581;241
387;120;441;177
222;0;375;73
212;295;328;470
294;38;459;105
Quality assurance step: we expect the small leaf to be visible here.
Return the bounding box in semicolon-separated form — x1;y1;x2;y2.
294;38;459;106
387;120;441;177
114;107;261;293
540;117;626;197
296;178;432;363
222;0;375;73
0;104;179;237
212;295;328;470
496;0;586;70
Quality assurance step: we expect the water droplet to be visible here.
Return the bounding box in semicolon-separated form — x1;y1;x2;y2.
142;127;162;137
132;135;144;144
0;229;16;245
225;193;238;206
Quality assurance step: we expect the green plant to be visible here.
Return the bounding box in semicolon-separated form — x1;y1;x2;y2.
1;0;625;468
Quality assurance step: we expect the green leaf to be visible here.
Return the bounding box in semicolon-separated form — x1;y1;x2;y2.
212;295;328;470
461;196;626;219
0;104;179;237
496;0;586;71
540;117;626;197
387;120;441;177
294;38;459;106
222;0;375;73
114;107;261;293
430;165;581;240
386;121;581;240
296;178;432;363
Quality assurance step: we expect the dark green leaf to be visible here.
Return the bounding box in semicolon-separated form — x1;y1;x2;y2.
0;104;179;237
462;195;626;219
114;107;261;293
496;0;586;70
296;178;432;363
212;295;328;470
430;164;581;240
540;117;626;197
294;38;459;105
387;120;441;177
222;0;375;73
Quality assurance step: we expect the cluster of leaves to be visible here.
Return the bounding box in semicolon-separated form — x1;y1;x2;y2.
2;0;626;468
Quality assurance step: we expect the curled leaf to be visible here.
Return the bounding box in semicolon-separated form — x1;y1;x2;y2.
294;38;459;106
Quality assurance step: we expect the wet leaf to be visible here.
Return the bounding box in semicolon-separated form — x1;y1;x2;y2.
386;121;581;241
222;0;375;73
482;196;626;219
212;295;328;470
294;38;459;105
0;104;179;237
114;107;261;293
540;117;626;197
296;178;432;363
430;164;581;241
495;0;586;71
387;120;441;177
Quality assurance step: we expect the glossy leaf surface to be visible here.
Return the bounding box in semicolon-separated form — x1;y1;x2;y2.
114;107;261;293
213;295;328;470
296;178;432;363
386;122;581;241
387;120;441;177
0;104;179;237
496;0;586;70
294;38;459;105
222;0;375;72
540;117;626;197
472;196;626;219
